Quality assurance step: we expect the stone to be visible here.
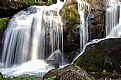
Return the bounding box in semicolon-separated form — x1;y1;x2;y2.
60;0;80;62
60;0;106;63
0;30;4;57
74;38;121;72
43;64;95;80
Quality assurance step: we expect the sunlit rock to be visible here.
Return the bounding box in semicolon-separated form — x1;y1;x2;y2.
43;64;95;80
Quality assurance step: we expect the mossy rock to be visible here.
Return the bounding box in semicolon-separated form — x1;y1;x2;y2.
74;38;121;72
74;45;103;72
60;0;80;62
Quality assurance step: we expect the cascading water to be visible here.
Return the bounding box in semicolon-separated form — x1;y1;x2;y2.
77;0;91;51
106;0;119;36
72;0;121;63
1;0;121;78
0;1;65;77
107;1;121;38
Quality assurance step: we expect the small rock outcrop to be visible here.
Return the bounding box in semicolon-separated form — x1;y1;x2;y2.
43;64;95;80
74;38;121;72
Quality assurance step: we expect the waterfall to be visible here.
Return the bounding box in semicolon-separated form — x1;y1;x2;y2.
106;1;121;38
106;0;119;36
1;1;65;72
1;0;121;77
72;0;121;63
77;0;91;51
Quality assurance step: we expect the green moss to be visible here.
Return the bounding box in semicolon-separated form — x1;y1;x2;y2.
72;7;78;13
44;76;57;80
88;64;97;71
0;77;36;80
74;46;104;71
80;78;84;80
14;0;57;6
75;48;98;66
0;18;9;30
62;4;79;42
62;4;78;22
95;14;105;36
14;0;46;6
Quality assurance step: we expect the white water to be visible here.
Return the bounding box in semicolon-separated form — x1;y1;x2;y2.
1;0;121;78
0;60;51;77
72;0;121;63
77;0;91;51
107;2;121;38
106;0;119;36
0;1;65;77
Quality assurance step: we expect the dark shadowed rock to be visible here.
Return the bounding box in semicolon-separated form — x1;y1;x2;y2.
43;64;95;80
0;30;4;57
0;1;29;18
74;38;121;72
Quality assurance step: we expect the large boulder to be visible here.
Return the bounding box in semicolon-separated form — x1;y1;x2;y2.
43;64;95;80
74;38;121;72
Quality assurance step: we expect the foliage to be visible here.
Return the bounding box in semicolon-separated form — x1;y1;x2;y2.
44;76;57;80
0;77;36;80
14;0;57;6
14;0;44;5
0;18;9;30
47;0;56;5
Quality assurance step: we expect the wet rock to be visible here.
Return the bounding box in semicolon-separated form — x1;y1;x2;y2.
0;72;3;78
0;30;4;57
45;60;59;68
89;10;105;40
60;0;106;63
43;64;95;80
60;0;80;62
74;38;121;72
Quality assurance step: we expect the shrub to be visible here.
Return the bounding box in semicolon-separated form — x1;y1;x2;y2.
0;18;9;30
